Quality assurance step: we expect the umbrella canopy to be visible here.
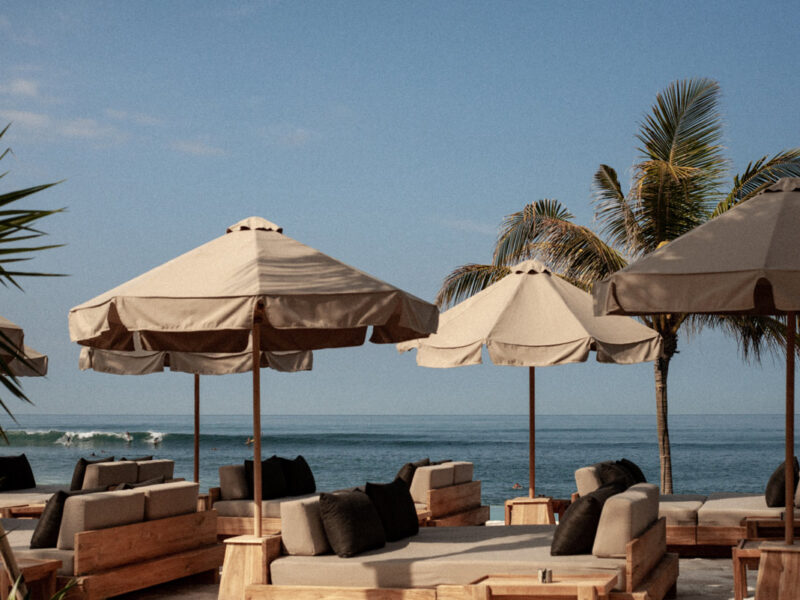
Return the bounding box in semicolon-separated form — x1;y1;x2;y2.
593;177;800;544
7;345;48;377
80;346;311;483
69;217;439;535
0;316;25;359
398;259;661;496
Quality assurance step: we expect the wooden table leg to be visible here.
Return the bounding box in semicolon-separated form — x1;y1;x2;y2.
733;541;746;600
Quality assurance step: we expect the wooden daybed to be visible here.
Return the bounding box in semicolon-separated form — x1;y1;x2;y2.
243;518;677;600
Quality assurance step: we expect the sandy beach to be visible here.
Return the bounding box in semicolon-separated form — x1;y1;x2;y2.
112;557;746;600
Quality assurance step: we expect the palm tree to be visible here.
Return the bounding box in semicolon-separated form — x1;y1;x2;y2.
438;78;800;493
0;122;64;433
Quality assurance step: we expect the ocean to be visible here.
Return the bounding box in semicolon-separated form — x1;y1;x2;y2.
3;413;793;519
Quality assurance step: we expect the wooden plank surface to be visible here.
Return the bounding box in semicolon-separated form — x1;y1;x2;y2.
62;545;223;600
755;544;800;600
427;481;481;517
74;510;217;575
426;506;489;527
696;525;745;546
626;518;666;592
246;585;436;600
217;516;282;536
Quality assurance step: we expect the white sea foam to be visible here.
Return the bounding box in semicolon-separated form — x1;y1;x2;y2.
55;430;131;446
146;431;164;446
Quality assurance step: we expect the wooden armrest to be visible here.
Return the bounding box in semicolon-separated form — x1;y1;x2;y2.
209;487;221;504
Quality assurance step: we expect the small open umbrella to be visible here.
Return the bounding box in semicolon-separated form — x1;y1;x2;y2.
593;177;800;545
399;259;661;498
0;316;24;358
0;315;47;377
79;346;312;483
70;217;438;536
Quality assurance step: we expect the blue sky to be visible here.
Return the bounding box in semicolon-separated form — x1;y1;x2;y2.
1;1;798;418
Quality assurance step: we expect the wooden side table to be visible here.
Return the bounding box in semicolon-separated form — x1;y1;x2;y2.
0;557;61;600
463;573;617;600
755;541;800;600
732;540;762;600
504;496;556;525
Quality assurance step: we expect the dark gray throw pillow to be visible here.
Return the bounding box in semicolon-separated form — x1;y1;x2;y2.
765;456;800;507
365;477;419;541
619;458;647;483
550;481;626;555
30;486;106;548
319;490;386;557
598;461;635;488
69;456;114;491
244;456;288;500
120;455;153;462
278;455;316;496
113;475;166;491
0;454;36;491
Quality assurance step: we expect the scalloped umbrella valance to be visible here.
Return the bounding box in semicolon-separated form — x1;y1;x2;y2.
69;217;438;536
398;259;661;498
593;177;800;545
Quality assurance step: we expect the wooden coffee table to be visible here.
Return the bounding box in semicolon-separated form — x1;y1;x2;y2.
0;557;61;600
732;539;761;600
468;573;617;600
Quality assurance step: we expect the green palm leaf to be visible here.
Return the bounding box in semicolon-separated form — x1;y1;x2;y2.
712;149;800;216
436;263;510;308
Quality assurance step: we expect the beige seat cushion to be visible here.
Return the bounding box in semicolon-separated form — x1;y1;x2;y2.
696;492;793;527
219;465;249;500
449;461;474;484
593;483;659;558
0;484;64;509
82;461;138;489
57;490;145;550
658;494;706;526
137;459;174;482
271;525;627;590
410;464;455;504
280;496;331;556
3;517;75;575
215;494;317;518
14;547;75;576
139;481;198;520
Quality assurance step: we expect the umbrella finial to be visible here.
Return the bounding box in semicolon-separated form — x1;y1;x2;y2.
227;217;283;234
512;259;550;275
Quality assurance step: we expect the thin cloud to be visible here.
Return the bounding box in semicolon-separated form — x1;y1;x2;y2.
442;218;499;236
0;78;39;98
171;140;227;157
0;109;50;129
0;109;124;143
60;118;120;139
105;108;162;126
266;124;316;148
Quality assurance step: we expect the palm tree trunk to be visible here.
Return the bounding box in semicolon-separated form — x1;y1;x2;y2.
654;331;678;494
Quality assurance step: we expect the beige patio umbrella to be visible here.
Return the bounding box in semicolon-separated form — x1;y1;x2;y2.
593;176;800;545
398;259;661;497
69;216;438;536
79;346;312;483
0;316;24;358
7;345;48;377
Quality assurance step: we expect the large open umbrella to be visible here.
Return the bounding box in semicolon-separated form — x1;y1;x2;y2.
593;177;800;545
79;346;312;483
0;316;24;358
69;217;438;536
398;259;661;500
0;315;47;377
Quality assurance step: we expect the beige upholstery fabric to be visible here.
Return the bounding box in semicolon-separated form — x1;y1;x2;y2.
0;484;64;509
215;494;317;518
658;494;706;526
4;517;77;576
449;461;473;484
696;493;795;527
219;465;249;500
592;483;658;558
410;464;455;504
137;459;174;482
574;463;607;497
82;461;138;489
57;490;145;550
140;481;198;520
270;525;626;590
280;496;331;556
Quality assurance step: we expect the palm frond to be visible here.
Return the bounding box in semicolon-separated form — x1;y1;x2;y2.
494;199;574;266
712;149;800;216
436;263;510;308
592;164;645;253
632;78;727;249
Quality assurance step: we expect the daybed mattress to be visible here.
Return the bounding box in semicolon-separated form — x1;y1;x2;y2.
215;494;317;518
0;484;65;509
2;518;75;575
697;492;798;526
658;494;706;526
270;525;628;591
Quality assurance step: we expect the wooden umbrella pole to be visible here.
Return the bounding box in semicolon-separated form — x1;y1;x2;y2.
252;308;263;538
529;366;535;498
787;311;796;546
194;374;200;483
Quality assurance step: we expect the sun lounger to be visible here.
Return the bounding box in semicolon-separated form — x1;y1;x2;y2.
4;481;223;599
240;482;678;600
